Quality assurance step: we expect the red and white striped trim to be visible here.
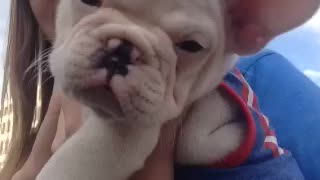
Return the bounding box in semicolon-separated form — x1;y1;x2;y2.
235;69;285;157
235;70;257;109
264;135;285;156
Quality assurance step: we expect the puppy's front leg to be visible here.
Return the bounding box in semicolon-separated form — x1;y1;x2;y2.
36;112;162;180
37;64;177;180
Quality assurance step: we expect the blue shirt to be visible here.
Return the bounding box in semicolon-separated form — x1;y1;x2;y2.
237;50;320;179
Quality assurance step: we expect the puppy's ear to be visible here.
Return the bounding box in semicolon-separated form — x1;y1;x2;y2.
226;0;320;55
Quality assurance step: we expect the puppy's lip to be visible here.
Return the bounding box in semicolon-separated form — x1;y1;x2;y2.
80;69;114;98
84;69;109;88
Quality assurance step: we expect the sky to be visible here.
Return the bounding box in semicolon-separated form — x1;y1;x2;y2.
0;1;319;86
0;1;10;64
267;10;320;86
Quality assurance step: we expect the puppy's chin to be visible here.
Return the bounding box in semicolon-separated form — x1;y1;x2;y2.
69;86;123;120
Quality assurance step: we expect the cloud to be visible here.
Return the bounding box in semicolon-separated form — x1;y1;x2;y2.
0;1;10;21
0;27;7;68
0;36;4;55
303;9;320;34
304;69;320;86
0;28;6;55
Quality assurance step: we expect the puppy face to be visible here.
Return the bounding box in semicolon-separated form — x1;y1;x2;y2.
49;0;319;121
49;0;233;120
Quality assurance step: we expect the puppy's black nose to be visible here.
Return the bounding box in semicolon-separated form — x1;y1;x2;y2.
94;40;134;77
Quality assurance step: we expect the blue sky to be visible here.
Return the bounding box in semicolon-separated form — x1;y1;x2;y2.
267;11;320;86
0;1;319;86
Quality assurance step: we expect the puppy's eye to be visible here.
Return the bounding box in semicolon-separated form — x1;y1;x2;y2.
81;0;102;7
176;40;204;53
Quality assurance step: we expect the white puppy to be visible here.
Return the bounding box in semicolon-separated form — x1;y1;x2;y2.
36;0;319;180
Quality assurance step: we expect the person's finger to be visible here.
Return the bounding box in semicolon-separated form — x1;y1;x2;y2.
61;95;83;138
46;85;63;117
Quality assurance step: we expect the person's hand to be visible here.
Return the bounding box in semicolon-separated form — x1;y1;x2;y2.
130;119;180;180
11;158;47;180
51;91;83;153
11;168;35;180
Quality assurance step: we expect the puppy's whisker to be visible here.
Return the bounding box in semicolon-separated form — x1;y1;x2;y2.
25;47;52;74
23;48;53;88
24;61;47;80
24;57;50;80
41;75;54;86
26;64;46;83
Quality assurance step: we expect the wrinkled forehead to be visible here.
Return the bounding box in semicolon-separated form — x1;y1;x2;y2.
63;0;224;36
91;0;219;16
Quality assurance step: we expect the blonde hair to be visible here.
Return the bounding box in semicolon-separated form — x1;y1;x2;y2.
0;0;53;179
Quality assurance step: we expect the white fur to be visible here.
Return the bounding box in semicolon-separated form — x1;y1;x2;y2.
176;90;245;165
37;0;245;180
